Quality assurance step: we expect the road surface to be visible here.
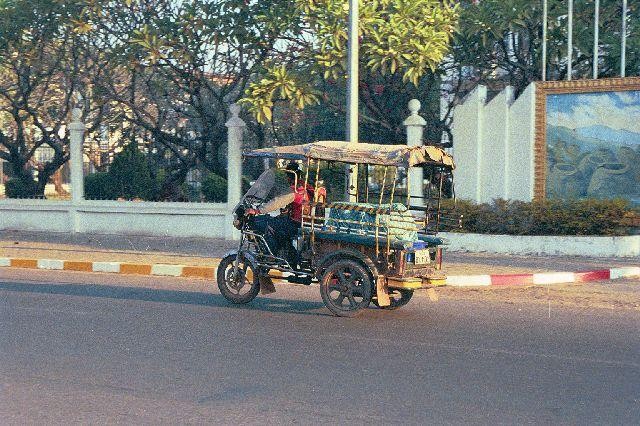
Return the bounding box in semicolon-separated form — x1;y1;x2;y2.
1;269;639;424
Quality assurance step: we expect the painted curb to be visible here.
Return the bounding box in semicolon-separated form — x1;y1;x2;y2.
444;267;640;287
0;257;637;286
0;257;218;279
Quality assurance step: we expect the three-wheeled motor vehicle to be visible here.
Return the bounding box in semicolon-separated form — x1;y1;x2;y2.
216;140;457;317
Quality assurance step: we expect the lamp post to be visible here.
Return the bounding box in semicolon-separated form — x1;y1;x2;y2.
346;0;359;201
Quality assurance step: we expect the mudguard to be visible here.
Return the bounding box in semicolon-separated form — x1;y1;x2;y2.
220;249;258;270
218;249;264;289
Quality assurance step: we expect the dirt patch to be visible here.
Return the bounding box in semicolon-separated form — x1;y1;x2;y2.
435;281;640;311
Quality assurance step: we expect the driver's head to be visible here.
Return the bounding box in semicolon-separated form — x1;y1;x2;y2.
285;162;302;185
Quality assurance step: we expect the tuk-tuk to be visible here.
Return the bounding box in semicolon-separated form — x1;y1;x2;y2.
216;140;457;317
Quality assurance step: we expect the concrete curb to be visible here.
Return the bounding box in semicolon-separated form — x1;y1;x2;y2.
444;268;639;287
0;257;219;279
1;256;638;286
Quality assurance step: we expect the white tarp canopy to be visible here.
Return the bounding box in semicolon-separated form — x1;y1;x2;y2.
245;141;454;168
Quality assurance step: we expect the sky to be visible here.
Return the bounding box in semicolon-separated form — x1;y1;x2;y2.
547;90;640;134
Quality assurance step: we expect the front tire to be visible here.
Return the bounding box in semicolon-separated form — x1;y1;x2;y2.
320;260;372;317
216;254;260;304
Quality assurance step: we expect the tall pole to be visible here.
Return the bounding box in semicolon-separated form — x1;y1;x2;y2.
593;0;599;79
347;0;359;201
567;0;573;80
542;0;548;81
621;0;627;77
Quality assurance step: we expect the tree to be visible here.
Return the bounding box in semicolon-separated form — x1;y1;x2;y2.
78;0;304;197
452;0;639;97
0;0;113;197
241;0;459;143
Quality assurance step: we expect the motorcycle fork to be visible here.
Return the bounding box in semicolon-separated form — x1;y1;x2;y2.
232;231;246;277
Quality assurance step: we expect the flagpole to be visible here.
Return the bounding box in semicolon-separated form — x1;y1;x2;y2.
567;0;573;80
593;0;599;79
542;0;547;81
621;0;627;77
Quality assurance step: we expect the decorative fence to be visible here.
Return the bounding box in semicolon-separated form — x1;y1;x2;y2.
0;101;436;240
0;105;245;239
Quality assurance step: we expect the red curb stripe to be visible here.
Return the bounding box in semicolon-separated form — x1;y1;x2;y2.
574;269;610;283
490;274;534;286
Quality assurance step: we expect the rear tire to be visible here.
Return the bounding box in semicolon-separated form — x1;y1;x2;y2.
320;260;372;317
216;254;260;304
373;289;413;310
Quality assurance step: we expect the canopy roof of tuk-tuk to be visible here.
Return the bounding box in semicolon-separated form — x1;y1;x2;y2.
244;141;454;168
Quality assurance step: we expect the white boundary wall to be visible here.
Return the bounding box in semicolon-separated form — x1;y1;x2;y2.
451;83;537;202
440;232;639;257
0;199;232;239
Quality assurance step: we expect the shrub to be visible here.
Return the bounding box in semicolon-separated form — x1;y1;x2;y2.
200;173;251;202
5;177;37;199
85;172;116;200
445;198;638;236
202;173;227;202
84;143;160;201
109;143;159;200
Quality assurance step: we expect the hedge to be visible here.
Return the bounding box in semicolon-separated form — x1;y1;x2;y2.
85;143;159;201
5;178;38;199
444;198;639;236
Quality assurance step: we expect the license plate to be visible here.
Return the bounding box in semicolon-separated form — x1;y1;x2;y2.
414;249;431;265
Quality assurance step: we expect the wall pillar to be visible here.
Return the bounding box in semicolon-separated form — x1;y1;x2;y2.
225;103;245;240
403;99;427;206
69;107;85;203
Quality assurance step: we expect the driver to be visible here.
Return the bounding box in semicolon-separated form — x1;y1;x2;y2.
246;162;313;260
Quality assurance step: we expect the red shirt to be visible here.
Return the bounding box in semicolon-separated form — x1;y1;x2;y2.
289;184;313;223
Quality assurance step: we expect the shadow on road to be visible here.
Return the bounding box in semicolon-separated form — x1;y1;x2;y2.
0;281;330;316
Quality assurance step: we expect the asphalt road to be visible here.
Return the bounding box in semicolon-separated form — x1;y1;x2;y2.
1;269;639;424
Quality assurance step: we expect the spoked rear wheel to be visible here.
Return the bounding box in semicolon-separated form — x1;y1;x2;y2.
216;254;260;304
372;289;413;310
320;260;372;317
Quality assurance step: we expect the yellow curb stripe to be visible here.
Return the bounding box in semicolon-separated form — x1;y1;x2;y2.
63;261;94;272
120;263;153;275
182;266;215;279
11;259;38;269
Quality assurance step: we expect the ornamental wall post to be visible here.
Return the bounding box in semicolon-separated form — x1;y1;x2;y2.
404;99;427;206
225;103;245;239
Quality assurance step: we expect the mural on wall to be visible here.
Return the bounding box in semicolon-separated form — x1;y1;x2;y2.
545;90;640;204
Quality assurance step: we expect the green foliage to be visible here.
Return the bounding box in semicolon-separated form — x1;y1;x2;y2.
454;0;640;91
448;198;639;236
241;65;321;124
5;177;37;198
84;172;116;200
84;143;159;201
201;173;227;202
242;0;459;124
108;143;158;200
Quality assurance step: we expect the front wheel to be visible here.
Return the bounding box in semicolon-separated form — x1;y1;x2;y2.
320;260;372;317
216;253;260;304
